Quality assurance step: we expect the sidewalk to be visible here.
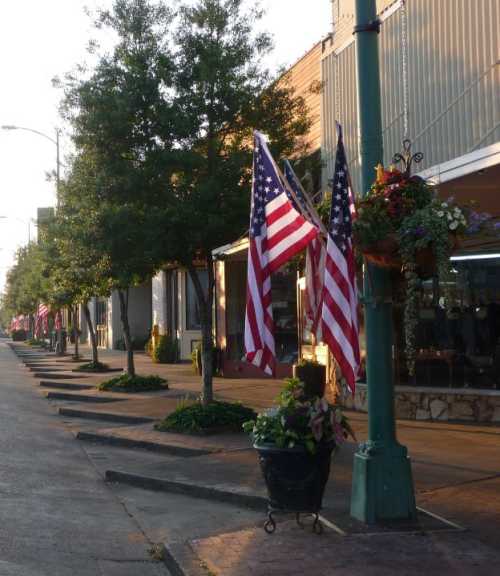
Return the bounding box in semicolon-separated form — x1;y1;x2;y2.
9;342;500;575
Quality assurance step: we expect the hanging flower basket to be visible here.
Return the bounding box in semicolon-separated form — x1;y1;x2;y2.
352;160;475;375
364;233;462;277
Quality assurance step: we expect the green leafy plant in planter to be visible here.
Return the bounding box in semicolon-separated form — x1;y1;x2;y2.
243;378;355;533
353;164;470;375
98;374;168;393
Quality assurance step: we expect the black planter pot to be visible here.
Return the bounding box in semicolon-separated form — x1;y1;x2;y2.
293;363;326;398
255;441;334;515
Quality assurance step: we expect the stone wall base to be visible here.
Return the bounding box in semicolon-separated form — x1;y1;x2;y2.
340;384;500;424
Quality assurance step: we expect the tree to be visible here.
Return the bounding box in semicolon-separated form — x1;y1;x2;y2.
57;0;311;398
155;0;311;402
58;0;177;376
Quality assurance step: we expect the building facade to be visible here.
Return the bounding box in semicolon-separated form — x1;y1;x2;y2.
323;0;500;422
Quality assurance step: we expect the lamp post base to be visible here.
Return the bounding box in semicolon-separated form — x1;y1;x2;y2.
350;442;417;524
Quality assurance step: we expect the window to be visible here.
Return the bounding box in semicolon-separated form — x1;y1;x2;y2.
186;270;208;330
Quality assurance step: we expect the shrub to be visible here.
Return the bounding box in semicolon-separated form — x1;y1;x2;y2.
98;373;168;393
156;400;256;434
11;329;27;341
27;338;45;346
152;335;178;364
75;361;110;373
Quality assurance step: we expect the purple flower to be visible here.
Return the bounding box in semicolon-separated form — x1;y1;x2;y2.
414;226;426;238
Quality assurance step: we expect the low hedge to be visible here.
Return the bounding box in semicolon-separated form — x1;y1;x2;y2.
155;400;256;434
98;373;168;393
74;361;111;373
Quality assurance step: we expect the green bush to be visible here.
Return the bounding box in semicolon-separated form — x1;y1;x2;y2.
27;338;45;346
152;335;178;364
155;400;256;434
98;373;168;393
11;329;27;341
75;361;110;373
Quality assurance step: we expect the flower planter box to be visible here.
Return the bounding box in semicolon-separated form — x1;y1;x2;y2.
254;441;335;533
292;363;326;398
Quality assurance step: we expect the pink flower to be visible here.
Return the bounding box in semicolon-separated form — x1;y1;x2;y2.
310;415;324;442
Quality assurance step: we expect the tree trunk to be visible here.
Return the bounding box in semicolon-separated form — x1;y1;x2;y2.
83;303;99;365
118;288;135;377
73;305;80;360
188;261;215;405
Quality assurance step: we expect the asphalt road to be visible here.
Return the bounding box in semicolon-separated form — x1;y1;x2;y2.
0;340;169;576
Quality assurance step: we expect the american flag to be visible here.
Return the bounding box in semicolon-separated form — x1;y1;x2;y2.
245;132;318;375
54;310;62;331
35;303;49;337
283;160;325;339
320;124;360;393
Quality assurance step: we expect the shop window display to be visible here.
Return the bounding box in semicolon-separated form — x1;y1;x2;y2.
396;257;500;389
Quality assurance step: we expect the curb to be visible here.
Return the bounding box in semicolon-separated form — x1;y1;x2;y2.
45;391;123;403
40;381;94;390
32;372;86;380
76;430;214;457
105;469;267;510
160;542;207;576
59;407;154;424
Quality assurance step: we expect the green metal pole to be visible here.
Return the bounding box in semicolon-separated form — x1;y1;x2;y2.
350;0;416;524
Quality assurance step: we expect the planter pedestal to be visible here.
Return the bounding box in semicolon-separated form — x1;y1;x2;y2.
255;442;334;534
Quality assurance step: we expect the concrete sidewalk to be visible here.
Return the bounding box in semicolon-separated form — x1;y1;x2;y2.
10;342;500;575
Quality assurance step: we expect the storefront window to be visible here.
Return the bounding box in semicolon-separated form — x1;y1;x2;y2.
396;256;500;389
186;270;208;330
224;262;298;363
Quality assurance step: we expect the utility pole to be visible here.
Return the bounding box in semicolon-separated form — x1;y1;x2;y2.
350;0;416;524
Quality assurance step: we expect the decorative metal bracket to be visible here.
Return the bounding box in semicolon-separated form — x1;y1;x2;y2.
392;139;423;177
353;19;381;34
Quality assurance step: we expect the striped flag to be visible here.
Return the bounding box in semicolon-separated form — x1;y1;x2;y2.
320;124;360;393
35;303;49;337
245;131;319;375
283;160;325;339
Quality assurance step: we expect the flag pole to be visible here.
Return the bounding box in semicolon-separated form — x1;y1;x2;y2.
275;161;329;240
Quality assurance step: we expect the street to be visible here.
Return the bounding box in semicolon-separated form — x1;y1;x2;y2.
0;340;168;576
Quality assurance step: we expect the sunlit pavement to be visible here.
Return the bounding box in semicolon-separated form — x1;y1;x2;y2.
0;340;169;576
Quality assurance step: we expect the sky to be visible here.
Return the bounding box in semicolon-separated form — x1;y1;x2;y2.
0;0;332;294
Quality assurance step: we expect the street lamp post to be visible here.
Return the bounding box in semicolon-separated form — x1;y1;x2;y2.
349;0;416;524
1;124;61;201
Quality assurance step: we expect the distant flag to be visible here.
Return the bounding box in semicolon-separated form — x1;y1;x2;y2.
54;311;62;331
320;124;360;393
35;303;49;337
283;160;325;339
245;131;319;375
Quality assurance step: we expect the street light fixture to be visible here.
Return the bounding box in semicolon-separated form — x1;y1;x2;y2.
1;124;61;201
